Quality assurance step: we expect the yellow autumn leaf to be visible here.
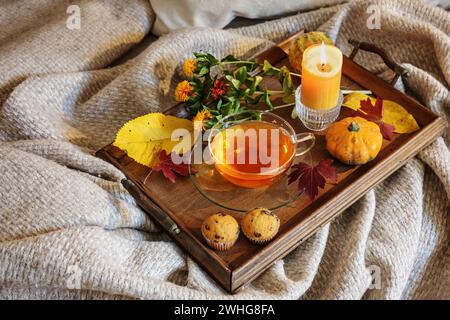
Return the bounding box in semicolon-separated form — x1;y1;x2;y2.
382;100;420;133
113;113;194;167
342;93;419;133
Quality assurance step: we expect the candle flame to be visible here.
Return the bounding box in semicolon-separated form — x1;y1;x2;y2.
320;41;327;66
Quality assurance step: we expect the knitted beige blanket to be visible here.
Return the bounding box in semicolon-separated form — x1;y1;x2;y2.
0;0;449;299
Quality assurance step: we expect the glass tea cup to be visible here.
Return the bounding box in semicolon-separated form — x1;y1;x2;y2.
207;110;315;188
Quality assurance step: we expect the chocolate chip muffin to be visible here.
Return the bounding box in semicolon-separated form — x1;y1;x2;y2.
201;213;239;251
241;208;280;244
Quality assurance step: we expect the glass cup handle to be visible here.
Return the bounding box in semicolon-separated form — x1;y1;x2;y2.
295;133;315;156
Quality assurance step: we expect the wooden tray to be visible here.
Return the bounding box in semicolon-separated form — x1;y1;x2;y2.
96;31;446;293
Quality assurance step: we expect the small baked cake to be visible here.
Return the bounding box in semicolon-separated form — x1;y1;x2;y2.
241;208;280;244
201;213;239;251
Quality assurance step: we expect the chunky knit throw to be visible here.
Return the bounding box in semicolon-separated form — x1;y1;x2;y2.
0;0;449;299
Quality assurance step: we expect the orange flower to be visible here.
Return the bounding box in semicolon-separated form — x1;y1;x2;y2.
210;79;227;100
183;58;197;78
175;80;193;102
193;109;212;130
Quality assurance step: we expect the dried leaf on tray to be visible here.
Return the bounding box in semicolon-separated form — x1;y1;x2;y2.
113;113;194;167
288;159;337;200
353;97;396;140
153;150;196;183
343;93;419;134
382;100;420;133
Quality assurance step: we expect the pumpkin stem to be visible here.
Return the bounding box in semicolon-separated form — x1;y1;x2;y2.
348;122;360;132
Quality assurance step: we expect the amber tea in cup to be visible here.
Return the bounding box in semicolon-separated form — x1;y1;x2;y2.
208;111;315;188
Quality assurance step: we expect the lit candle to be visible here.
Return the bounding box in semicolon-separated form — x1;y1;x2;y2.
301;42;343;110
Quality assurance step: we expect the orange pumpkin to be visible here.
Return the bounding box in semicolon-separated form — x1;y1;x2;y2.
326;117;383;165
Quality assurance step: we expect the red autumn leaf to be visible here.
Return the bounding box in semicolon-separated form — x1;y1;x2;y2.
378;122;395;141
360;97;382;120
316;159;338;183
288;159;337;200
350;97;395;140
153;150;196;183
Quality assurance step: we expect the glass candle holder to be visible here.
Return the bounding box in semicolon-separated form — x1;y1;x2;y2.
295;85;343;131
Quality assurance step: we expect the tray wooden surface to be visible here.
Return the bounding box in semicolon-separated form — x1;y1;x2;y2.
96;31;446;293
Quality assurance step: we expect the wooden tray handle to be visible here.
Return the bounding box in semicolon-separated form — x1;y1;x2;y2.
348;39;408;85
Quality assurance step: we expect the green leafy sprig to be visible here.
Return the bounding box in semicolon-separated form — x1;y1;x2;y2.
177;52;296;128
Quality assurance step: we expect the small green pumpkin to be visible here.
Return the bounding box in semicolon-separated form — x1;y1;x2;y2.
288;31;334;73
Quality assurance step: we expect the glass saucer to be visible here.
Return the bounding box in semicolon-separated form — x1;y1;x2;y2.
188;143;313;213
